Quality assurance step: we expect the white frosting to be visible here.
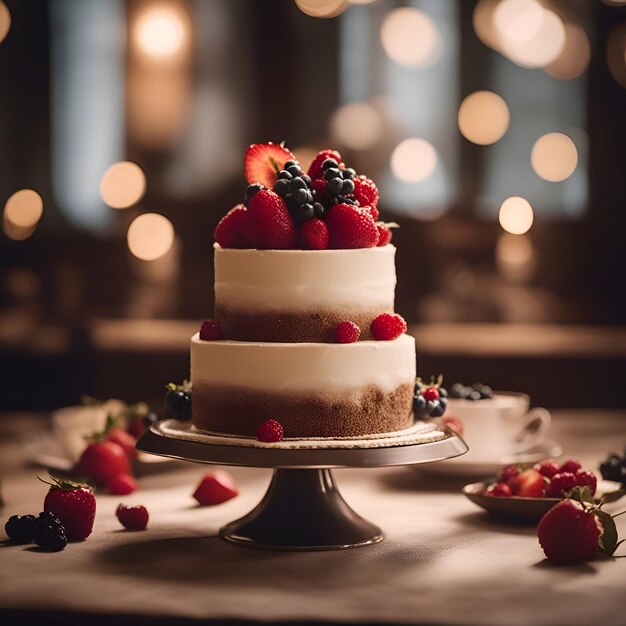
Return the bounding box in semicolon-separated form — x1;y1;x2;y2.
214;244;396;312
191;333;416;393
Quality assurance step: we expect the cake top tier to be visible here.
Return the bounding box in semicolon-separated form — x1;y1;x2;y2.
214;142;394;251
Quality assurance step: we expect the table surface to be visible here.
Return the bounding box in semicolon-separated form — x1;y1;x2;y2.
1;410;625;626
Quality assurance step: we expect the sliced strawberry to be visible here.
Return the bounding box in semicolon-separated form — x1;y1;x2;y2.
326;203;379;249
353;175;379;209
307;149;343;179
244;143;296;187
214;204;252;249
246;189;297;249
299;219;329;250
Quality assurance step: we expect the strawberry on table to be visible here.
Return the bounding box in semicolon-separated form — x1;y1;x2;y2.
545;472;578;498
193;471;239;505
246;189;297;249
107;427;138;461
484;482;512;497
107;473;137;496
559;459;582;474
575;469;598;495
533;459;560;479
116;504;149;530
41;475;96;541
244;142;296;187
78;439;131;486
497;464;519;483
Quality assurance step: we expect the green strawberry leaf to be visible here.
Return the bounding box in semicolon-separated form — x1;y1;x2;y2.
594;509;620;557
566;485;594;504
601;488;626;504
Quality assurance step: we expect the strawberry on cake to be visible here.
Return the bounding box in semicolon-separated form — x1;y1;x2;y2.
190;142;416;439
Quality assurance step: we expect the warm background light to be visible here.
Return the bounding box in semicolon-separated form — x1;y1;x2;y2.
135;6;185;59
3;215;36;241
606;23;626;89
380;7;440;68
545;23;591;80
499;8;565;68
499;196;534;234
531;133;578;182
330;102;383;150
493;0;543;44
457;91;510;145
391;138;438;183
496;232;535;282
0;1;10;44
4;189;43;228
127;213;175;261
473;0;500;50
294;0;348;19
100;161;147;209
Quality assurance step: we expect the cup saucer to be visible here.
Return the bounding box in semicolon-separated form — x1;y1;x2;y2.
414;437;562;479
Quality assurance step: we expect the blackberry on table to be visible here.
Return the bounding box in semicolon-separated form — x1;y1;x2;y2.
5;514;36;543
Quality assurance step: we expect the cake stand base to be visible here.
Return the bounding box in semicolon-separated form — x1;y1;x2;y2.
219;468;383;551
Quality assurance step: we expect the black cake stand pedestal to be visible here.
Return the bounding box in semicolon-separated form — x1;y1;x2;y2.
136;420;468;551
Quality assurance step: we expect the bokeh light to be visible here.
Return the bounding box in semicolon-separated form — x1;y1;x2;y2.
457;91;510;145
390;138;438;183
127;213;175;261
100;161;147;209
606;22;626;89
381;7;440;68
473;0;500;50
498;196;534;234
135;6;186;59
496;233;535;282
531;133;578;182
3;215;36;241
294;0;348;19
4;189;43;228
0;1;10;44
493;0;543;44
545;23;591;80
499;8;566;68
330;102;383;151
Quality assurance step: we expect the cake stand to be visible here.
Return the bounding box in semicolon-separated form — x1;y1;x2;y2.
136;420;468;551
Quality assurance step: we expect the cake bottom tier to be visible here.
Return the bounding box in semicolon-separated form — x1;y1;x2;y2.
190;333;416;438
192;383;414;438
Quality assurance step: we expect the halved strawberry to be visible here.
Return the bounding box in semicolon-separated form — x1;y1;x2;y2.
244;143;296;187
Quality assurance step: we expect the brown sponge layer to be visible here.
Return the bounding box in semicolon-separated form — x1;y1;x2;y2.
192;382;414;438
215;306;392;343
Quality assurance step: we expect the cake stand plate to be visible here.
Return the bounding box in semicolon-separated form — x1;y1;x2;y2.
136;421;468;551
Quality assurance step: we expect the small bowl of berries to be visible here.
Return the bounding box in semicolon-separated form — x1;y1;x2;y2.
463;458;606;523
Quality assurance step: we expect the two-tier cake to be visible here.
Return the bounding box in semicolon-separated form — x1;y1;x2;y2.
190;143;419;440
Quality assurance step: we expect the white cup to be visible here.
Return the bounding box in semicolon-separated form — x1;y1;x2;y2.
445;392;551;463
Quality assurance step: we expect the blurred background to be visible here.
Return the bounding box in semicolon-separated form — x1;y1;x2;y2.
1;0;625;413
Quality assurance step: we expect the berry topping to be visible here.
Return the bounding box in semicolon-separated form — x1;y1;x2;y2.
33;512;68;552
107;473;138;496
326;203;379;249
533;459;560;479
4;514;36;543
422;386;439;401
41;475;96;541
497;464;520;482
376;222;392;246
575;469;598;496
353;175;379;208
199;319;224;341
246;188;297;249
116;504;149;530
537;499;603;564
441;416;464;436
370;312;407;341
244;142;296;187
256;419;284;443
165;381;192;420
77;440;130;486
214;204;252;249
193;471;239;505
508;469;546;497
336;321;361;344
545;472;578;498
559;459;582;474
298;218;329;250
308;149;343;179
485;482;512;497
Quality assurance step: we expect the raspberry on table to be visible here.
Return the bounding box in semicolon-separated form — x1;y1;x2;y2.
116;504;149;531
575;469;597;495
546;472;578;498
559;459;582;474
485;482;512;497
